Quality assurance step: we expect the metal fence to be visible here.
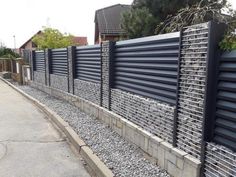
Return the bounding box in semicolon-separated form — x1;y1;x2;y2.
34;50;45;72
30;22;236;177
75;45;101;83
213;51;236;151
51;48;68;76
113;33;179;105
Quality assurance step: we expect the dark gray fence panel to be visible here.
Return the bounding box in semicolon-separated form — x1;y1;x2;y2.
113;33;179;105
51;48;68;76
75;44;101;83
214;51;236;151
35;51;45;72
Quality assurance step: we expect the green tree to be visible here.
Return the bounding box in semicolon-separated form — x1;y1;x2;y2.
121;7;157;39
156;0;232;33
32;27;78;50
132;0;201;21
122;0;203;38
153;0;236;50
0;47;20;59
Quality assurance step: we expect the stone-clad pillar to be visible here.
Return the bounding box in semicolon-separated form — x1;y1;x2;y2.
68;46;76;94
174;22;226;162
45;49;51;86
101;41;115;110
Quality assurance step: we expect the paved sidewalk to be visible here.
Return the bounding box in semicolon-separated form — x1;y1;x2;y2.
0;80;90;177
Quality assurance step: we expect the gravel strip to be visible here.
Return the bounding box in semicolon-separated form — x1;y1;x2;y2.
16;85;169;177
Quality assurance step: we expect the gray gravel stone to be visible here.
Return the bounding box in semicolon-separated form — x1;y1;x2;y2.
16;85;170;177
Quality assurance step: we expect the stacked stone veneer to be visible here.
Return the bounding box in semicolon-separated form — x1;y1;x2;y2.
45;49;50;86
50;74;68;92
74;79;100;105
176;23;209;159
67;46;75;94
111;89;175;143
205;142;236;177
101;41;110;109
33;71;45;85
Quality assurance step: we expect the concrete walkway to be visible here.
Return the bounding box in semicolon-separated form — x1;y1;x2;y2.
0;80;90;177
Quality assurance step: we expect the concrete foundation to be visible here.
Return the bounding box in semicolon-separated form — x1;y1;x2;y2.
30;81;201;177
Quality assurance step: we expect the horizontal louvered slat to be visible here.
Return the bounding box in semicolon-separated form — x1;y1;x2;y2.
214;127;236;142
114;35;179;104
115;67;177;78
218;81;236;92
75;44;101;83
51;48;68;76
217;100;236;112
217;91;236;102
219;72;236;81
115;57;178;63
219;62;236;71
216;118;236;132
115;72;177;85
35;51;45;72
114;62;177;70
216;109;236;122
115;42;179;52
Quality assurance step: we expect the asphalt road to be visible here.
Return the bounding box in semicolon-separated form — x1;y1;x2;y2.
0;79;90;177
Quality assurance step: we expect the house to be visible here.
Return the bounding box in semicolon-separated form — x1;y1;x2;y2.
94;4;131;44
19;30;43;55
19;31;88;63
72;37;88;46
19;31;88;56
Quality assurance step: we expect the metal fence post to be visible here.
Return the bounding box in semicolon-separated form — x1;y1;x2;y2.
45;49;51;86
172;29;183;147
200;21;227;177
68;46;76;94
30;50;35;81
101;41;115;110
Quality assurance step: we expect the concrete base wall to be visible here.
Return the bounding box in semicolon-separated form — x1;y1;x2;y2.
50;74;68;92
29;81;201;177
34;71;45;85
74;79;100;105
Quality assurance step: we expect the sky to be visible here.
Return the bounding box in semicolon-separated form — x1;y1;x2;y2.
0;0;235;48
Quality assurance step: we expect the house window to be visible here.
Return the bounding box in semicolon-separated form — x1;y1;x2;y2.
32;42;37;48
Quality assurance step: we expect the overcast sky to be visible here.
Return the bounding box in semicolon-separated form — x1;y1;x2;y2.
0;0;235;48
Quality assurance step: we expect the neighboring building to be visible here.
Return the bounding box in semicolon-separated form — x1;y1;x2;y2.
73;37;88;46
19;31;88;54
19;31;88;63
94;4;131;44
19;30;43;56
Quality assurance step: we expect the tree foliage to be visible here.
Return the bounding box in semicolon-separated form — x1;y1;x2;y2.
121;0;203;38
32;27;78;50
132;0;201;21
121;7;157;39
154;0;236;50
156;0;234;33
219;30;236;50
0;47;20;59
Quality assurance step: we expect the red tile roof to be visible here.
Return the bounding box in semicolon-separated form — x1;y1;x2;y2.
73;37;88;46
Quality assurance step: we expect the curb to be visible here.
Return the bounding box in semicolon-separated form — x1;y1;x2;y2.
0;78;114;177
